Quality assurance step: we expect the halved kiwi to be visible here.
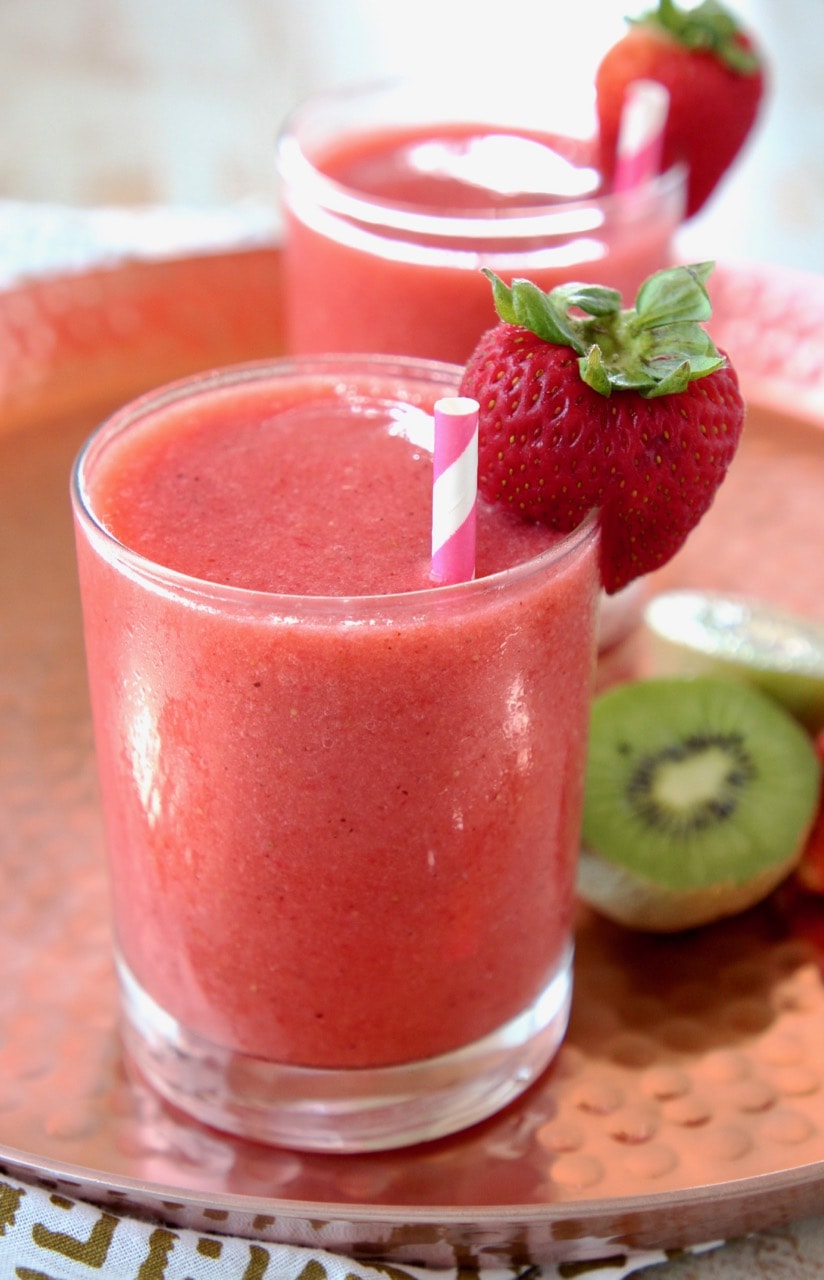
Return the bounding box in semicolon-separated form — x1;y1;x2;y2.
644;591;824;731
579;676;822;932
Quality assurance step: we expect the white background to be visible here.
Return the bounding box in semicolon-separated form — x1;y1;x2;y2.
0;0;822;274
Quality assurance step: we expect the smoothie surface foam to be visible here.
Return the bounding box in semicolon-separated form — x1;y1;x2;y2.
90;379;561;596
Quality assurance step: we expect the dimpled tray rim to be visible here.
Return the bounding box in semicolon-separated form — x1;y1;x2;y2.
2;250;824;1269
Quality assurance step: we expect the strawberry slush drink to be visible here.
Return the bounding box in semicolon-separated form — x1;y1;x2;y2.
71;356;601;1151
277;81;686;364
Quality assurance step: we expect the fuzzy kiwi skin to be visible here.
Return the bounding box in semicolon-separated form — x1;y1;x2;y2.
578;677;822;933
577;844;803;933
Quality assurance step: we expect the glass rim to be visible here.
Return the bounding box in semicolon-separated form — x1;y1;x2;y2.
276;76;688;239
71;354;601;619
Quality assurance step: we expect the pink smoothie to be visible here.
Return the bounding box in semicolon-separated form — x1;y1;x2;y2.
74;360;600;1070
280;121;685;364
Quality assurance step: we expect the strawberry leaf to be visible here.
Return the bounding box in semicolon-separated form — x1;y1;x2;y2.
513;281;579;347
644;360;693;398
551;282;625;318
481;270;588;348
635;0;762;75
578;345;613;396
639;320;726;384
483;263;726;400
633;262;714;329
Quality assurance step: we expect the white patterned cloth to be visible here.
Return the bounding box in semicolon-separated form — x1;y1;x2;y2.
0;1173;718;1280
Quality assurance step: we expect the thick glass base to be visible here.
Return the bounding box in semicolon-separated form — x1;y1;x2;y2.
118;953;573;1152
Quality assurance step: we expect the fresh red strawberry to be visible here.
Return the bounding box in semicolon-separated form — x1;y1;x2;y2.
796;730;824;894
595;0;766;216
459;263;745;594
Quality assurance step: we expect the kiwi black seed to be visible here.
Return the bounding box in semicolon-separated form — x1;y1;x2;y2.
578;676;822;932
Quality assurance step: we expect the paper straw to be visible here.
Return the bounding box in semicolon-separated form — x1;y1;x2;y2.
430;396;479;585
613;79;670;193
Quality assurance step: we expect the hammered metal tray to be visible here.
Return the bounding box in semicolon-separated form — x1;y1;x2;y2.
2;250;824;1269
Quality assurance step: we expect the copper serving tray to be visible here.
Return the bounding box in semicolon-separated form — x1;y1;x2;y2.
2;249;824;1269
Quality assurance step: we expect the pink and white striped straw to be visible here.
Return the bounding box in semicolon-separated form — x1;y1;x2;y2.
430;396;479;586
613;79;670;193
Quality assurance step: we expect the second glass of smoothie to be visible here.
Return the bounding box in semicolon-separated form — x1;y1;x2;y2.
277;78;686;364
71;356;601;1152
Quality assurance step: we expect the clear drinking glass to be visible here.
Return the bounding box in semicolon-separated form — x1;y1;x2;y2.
71;355;601;1152
277;78;687;364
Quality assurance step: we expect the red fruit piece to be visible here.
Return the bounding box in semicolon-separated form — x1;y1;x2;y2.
596;0;766;216
459;263;745;595
796;730;824;894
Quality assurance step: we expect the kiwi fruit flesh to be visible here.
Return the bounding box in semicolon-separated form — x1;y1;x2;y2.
644;590;824;731
579;676;821;932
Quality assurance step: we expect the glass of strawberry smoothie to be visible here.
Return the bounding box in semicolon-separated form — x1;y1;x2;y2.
277;78;687;365
71;355;601;1152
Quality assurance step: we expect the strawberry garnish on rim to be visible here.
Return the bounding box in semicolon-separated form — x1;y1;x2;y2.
459;262;745;595
596;0;766;216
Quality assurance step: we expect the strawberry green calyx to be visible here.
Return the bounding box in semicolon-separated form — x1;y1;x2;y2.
634;0;761;75
482;262;726;400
